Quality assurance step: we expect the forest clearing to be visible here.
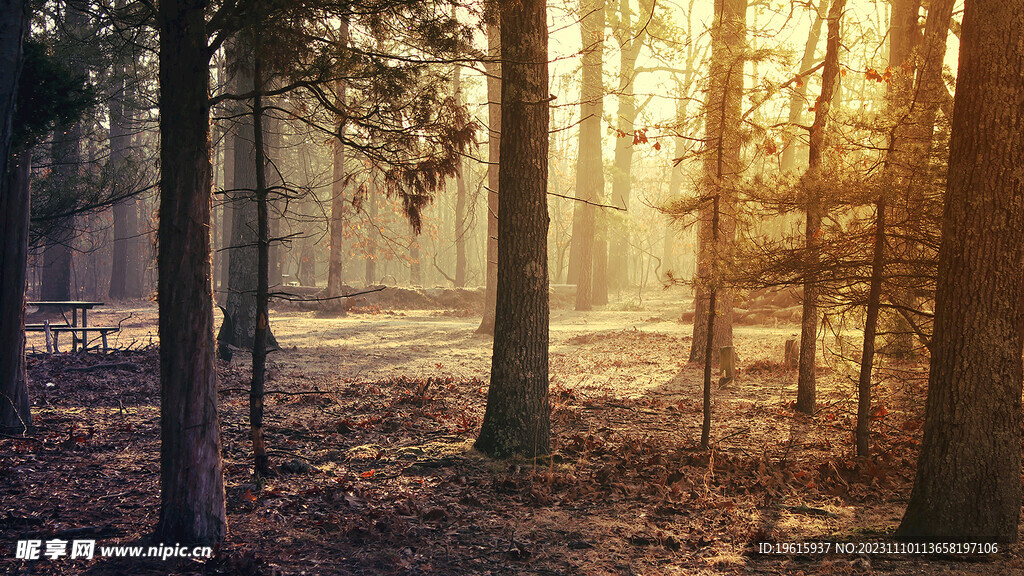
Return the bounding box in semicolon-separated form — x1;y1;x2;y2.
3;0;1024;573
3;292;1018;574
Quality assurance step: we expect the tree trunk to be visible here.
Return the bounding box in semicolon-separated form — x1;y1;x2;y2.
897;0;1024;543
607;0;651;291
475;0;550;459
700;195;720;450
155;0;227;543
364;177;377;286
250;53;270;477
0;0;28;433
572;0;603;311
327;20;349;306
223;38;275;349
410;236;421;285
108;63;139;300
689;0;745;363
477;18;500;335
795;0;844;415
780;0;827;172
42;120;78;301
0;152;32;433
453;61;468;288
855;199;885;456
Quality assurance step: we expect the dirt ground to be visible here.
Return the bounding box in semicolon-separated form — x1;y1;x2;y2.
3;286;1022;575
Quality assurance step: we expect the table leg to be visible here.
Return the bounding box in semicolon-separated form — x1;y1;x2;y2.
71;308;78;352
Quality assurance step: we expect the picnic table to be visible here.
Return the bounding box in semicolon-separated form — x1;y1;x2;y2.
25;301;119;353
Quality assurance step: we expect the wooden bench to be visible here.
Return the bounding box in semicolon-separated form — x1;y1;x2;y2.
25;322;120;353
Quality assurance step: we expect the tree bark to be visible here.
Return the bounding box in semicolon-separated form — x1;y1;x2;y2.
475;0;550;459
0;152;32;433
155;0;227;543
0;0;30;434
897;0;1024;543
795;0;844;415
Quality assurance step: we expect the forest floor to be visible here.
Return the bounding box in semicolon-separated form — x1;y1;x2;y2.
3;287;1022;575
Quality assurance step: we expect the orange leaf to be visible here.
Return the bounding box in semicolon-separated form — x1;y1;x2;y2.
361;469;376;478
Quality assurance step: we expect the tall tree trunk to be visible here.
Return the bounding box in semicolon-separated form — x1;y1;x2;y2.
218;63;234;301
42;121;78;301
327;20;348;305
700;195;720;449
410;235;421;285
250;52;270;477
223;37;270;349
898;0;1024;542
155;0;227;543
879;0;922;358
0;152;32;433
607;0;652;292
364;176;377;286
573;0;603;311
475;0;550;459
780;0;827;172
453;61;468;288
0;0;28;433
855;198;885;455
0;0;26;183
109;62;138;300
478;17;500;334
689;0;745;363
795;0;845;415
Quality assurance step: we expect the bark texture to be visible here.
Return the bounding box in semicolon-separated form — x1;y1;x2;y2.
475;0;551;459
897;0;1024;543
0;153;32;433
155;0;227;544
0;0;29;434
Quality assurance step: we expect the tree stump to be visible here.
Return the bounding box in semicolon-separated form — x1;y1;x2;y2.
720;346;735;384
784;339;799;369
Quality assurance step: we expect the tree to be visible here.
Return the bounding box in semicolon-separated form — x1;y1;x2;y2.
327;19;349;305
2;36;92;433
452;58;468;288
779;0;827;172
477;14;500;335
0;0;29;434
107;53;143;300
223;35;277;352
795;0;844;415
607;0;654;293
475;0;550;459
689;0;745;363
897;0;1024;542
155;0;227;543
571;0;604;312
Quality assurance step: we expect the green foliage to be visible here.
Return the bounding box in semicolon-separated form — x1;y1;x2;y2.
13;39;95;151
